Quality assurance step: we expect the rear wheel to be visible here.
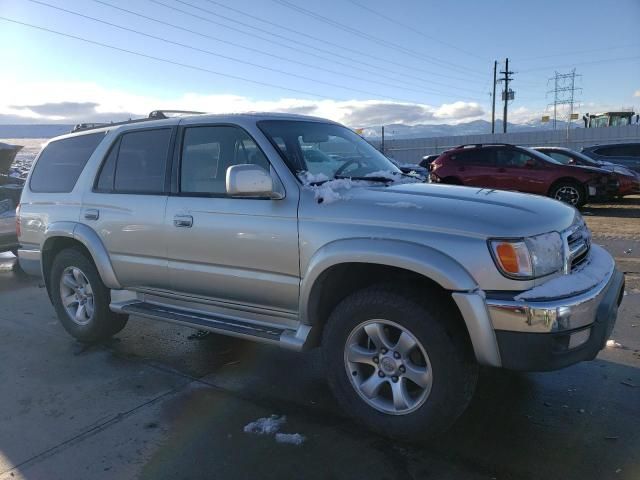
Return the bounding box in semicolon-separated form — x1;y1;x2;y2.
550;181;584;207
322;285;478;440
50;248;128;342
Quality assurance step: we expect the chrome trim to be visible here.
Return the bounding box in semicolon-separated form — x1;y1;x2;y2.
486;264;615;333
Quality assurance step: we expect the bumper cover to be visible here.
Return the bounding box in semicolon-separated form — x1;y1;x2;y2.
487;268;625;371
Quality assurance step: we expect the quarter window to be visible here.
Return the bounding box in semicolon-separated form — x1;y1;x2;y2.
180;126;270;195
30;132;105;193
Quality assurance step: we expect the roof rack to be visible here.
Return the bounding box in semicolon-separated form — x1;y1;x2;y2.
71;110;206;133
453;143;515;149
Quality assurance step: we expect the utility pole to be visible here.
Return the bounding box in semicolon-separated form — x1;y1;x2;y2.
491;60;497;134
547;69;581;131
499;58;514;133
381;125;385;155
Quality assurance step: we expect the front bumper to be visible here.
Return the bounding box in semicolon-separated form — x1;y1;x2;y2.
485;266;625;371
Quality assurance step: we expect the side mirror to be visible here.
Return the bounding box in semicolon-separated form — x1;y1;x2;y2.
226;164;281;198
524;159;536;168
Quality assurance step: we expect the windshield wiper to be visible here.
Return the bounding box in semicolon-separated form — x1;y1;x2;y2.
334;175;395;183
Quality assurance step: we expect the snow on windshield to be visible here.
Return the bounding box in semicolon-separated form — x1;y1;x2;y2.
515;244;613;301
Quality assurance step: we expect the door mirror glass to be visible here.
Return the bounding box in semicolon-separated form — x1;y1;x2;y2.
226;164;280;198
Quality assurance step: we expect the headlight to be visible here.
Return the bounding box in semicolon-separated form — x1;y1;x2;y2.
490;231;564;279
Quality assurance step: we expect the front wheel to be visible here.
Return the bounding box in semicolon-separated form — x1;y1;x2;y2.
322;285;478;440
50;248;128;342
550;181;585;207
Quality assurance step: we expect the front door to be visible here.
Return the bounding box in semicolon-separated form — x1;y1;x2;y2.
165;124;300;319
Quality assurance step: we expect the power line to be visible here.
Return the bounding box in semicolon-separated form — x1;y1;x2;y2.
520;55;640;72
30;0;476;102
518;42;640;62
26;1;428;103
272;0;486;78
96;0;487;98
0;16;353;101
346;0;486;62
165;0;484;86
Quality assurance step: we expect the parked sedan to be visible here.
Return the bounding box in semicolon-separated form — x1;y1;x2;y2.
581;143;640;173
429;143;613;206
536;147;639;198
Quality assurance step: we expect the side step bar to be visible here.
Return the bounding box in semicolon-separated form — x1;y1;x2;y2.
119;301;287;342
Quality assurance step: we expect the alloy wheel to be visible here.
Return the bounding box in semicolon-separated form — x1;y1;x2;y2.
554;186;580;205
344;319;433;415
59;266;95;326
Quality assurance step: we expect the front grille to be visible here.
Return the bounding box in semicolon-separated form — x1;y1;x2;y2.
564;221;591;273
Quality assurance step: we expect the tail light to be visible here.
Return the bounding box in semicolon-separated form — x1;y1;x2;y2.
15;203;21;238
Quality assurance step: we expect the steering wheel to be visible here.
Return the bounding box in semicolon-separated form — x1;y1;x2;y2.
334;158;366;177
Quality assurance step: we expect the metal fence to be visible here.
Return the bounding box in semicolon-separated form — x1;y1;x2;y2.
373;125;640;164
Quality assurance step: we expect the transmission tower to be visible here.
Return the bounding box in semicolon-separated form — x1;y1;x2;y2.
547;69;582;130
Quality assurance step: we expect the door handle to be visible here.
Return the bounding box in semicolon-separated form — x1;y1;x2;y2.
173;215;193;228
84;209;99;221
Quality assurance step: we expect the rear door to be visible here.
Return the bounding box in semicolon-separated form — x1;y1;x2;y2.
493;148;548;194
82;127;174;290
164;124;300;320
449;148;499;188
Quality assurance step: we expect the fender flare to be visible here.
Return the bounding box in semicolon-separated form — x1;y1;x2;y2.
299;238;478;325
42;221;121;289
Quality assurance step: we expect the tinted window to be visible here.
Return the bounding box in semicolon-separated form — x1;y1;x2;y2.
30;132;104;193
451;149;494;165
113;129;171;193
95;139;119;191
595;145;640;157
495;149;534;167
180;126;270;195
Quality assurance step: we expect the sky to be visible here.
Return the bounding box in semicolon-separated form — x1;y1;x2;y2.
0;0;639;127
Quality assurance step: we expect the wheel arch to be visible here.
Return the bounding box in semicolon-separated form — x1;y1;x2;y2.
41;222;121;299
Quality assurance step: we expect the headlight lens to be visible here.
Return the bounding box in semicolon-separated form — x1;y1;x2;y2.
490;231;563;279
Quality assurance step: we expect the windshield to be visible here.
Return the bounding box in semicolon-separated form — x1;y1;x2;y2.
522;146;563;165
258;120;401;180
540;149;600;166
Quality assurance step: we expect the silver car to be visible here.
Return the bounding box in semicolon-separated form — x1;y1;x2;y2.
18;112;624;440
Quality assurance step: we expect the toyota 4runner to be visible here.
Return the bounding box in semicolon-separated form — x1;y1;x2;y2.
17;112;625;439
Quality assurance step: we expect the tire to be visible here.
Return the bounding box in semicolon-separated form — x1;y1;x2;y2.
322;284;478;441
50;248;128;343
549;181;585;207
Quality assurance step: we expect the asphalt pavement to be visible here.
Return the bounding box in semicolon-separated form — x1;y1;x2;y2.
0;232;638;480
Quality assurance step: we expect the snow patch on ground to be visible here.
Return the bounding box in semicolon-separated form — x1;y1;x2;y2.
376;201;422;209
606;339;623;349
514;244;613;301
243;415;286;435
243;415;305;446
275;433;306;445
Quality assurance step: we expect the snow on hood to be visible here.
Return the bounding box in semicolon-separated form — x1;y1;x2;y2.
514;244;614;301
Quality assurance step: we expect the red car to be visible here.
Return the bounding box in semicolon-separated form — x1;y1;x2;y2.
429;143;615;207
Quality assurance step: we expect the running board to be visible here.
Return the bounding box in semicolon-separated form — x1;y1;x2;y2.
119;301;289;343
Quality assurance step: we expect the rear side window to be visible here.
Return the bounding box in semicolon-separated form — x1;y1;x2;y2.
450;149;494;165
96;128;172;194
595;145;640;157
30;132;105;193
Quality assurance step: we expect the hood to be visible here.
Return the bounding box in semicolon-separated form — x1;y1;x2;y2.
305;182;578;239
0;143;22;174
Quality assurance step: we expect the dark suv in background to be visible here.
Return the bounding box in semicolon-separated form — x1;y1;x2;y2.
581;143;640;173
429;143;615;206
536;146;639;198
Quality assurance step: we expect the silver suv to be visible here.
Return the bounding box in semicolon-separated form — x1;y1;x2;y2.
18;112;624;439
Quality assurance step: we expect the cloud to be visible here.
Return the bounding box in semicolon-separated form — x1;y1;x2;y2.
634;90;640;97
0;79;486;127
